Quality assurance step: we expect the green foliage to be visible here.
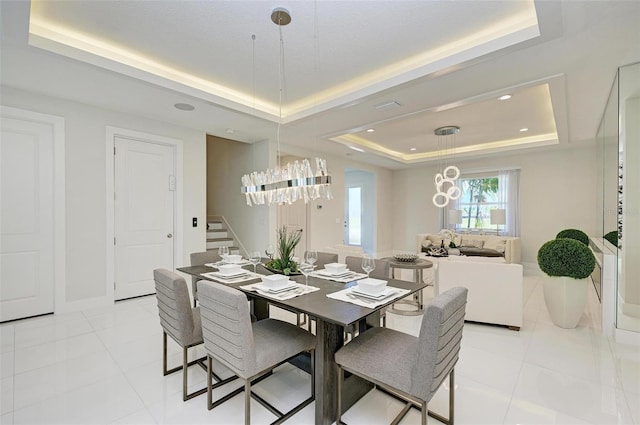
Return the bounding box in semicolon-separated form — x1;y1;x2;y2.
462;177;499;228
556;228;589;246
264;226;302;275
537;238;596;279
604;231;618;247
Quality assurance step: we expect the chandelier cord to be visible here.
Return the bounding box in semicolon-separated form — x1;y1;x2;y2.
276;16;285;169
240;7;332;207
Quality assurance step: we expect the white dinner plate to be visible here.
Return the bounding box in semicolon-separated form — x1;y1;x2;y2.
210;270;248;278
351;286;397;300
253;282;298;293
318;269;352;278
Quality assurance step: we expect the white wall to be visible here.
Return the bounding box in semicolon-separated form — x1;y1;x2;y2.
1;86;206;306
306;155;394;258
392;145;597;266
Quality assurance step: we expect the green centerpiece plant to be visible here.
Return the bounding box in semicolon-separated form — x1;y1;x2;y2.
264;226;302;275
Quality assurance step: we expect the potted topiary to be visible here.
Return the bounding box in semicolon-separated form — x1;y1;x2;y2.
556;228;589;246
537;237;596;328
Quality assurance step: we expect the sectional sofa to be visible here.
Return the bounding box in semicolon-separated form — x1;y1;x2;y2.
416;232;522;264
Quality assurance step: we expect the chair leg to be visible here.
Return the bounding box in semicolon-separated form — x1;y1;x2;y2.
449;369;455;425
245;380;251;425
207;356;213;410
422;400;428;425
336;365;343;425
182;347;188;401
162;331;168;375
310;350;315;398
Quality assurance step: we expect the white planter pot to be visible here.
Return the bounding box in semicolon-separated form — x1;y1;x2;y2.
542;276;590;328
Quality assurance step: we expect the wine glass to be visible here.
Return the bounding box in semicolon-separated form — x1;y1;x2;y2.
249;251;261;273
299;262;315;286
305;250;318;267
265;244;275;260
219;245;229;261
361;254;375;279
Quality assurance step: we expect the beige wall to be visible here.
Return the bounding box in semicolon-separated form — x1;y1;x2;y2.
392;145;597;267
206;135;272;255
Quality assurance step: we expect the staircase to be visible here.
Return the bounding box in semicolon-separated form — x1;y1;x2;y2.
206;216;241;255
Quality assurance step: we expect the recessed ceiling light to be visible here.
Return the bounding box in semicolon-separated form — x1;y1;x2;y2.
349;146;365;153
519;127;529;132
410;147;417;151
498;95;512;101
174;103;195;111
366;128;375;133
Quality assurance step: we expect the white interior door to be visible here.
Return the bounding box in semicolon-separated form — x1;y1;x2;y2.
1;116;55;321
277;201;308;259
114;136;174;300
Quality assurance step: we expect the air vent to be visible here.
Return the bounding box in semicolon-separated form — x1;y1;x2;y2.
374;101;401;110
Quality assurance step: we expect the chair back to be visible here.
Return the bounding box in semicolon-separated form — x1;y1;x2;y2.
306;251;338;270
411;286;467;401
345;255;390;279
197;280;255;378
153;269;198;347
189;249;222;280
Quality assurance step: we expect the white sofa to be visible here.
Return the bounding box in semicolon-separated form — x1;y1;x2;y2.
416;232;521;264
435;257;523;330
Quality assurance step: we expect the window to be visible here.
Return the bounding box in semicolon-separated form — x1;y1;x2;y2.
446;169;520;236
458;176;501;230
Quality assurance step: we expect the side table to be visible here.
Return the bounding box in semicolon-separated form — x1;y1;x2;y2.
382;257;433;315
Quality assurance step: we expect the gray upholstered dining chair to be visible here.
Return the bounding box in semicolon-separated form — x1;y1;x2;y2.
153;269;222;401
197;280;316;424
305;251;338;270
335;286;468;425
189;250;222;306
345;255;390;279
345;255;391;327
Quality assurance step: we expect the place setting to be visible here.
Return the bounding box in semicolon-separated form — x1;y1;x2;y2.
311;262;367;283
240;274;319;300
327;277;409;308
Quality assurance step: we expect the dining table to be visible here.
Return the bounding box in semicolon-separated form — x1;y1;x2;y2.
177;262;426;425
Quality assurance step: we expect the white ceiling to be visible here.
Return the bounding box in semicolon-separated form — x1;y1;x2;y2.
2;0;639;170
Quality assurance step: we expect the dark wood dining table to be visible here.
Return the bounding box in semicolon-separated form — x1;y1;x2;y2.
177;263;426;425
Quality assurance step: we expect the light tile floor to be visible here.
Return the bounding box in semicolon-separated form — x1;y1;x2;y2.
0;275;638;424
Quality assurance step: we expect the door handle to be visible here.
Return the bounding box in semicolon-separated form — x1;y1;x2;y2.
167;233;173;238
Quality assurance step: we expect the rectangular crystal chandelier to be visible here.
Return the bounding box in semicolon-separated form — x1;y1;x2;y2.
241;157;332;206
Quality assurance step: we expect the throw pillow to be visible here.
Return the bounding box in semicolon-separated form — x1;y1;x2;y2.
461;239;484;248
421;240;432;248
427;235;451;247
484;239;506;250
495;243;506;253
